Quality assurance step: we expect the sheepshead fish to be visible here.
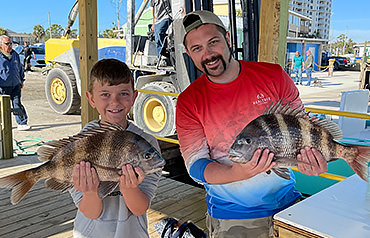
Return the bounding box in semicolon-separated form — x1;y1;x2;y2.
228;100;370;181
0;124;165;204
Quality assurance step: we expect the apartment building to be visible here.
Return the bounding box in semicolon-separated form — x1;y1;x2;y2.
289;0;332;39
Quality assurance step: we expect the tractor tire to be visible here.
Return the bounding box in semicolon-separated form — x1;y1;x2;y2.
45;66;81;114
133;82;177;137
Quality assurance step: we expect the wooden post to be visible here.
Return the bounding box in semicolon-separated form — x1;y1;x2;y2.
258;0;289;67
79;0;99;128
0;95;13;159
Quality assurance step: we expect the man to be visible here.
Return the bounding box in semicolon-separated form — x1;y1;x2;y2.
150;0;172;66
291;51;304;85
0;35;31;131
23;42;36;72
176;11;327;237
305;50;314;86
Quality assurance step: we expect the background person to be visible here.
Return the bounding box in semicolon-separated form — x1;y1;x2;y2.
69;59;162;238
150;0;172;66
304;50;314;86
0;35;31;131
291;51;305;85
23;42;36;72
176;11;327;238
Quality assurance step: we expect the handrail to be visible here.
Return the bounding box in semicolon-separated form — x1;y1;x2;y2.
305;107;370;120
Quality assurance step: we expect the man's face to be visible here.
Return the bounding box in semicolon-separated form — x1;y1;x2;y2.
185;24;232;78
1;37;13;53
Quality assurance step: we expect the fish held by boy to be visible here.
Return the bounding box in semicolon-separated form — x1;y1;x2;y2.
228;100;370;181
0;123;165;205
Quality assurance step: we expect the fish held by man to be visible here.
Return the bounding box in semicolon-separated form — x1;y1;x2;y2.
228;100;370;181
0;124;165;205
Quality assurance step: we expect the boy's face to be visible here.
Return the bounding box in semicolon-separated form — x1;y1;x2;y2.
86;81;137;127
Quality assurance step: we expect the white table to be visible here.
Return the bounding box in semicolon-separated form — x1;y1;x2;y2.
274;175;370;238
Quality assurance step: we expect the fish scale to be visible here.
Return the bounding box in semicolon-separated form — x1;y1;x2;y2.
0;124;165;205
228;100;370;181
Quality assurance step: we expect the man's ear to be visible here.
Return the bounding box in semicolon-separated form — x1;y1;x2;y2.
86;91;96;108
225;31;231;48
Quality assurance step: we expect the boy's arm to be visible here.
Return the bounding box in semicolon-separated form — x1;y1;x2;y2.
73;161;103;219
119;164;150;216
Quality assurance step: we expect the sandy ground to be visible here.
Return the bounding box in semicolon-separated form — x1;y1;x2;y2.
6;68;367;157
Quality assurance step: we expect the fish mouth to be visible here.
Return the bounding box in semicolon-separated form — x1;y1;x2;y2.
228;150;246;163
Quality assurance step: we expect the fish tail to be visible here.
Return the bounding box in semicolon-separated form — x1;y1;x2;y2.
348;145;370;181
0;168;41;204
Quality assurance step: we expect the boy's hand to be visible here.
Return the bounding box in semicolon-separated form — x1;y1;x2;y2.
73;161;99;195
119;164;145;190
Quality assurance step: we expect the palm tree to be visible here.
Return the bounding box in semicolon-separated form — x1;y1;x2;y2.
33;24;45;42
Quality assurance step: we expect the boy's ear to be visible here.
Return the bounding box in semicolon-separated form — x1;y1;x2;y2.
132;89;138;104
86;91;96;108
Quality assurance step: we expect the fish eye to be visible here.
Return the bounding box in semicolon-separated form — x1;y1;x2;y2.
237;138;251;145
144;153;152;160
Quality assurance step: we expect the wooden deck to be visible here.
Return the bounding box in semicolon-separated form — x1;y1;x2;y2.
0;156;207;238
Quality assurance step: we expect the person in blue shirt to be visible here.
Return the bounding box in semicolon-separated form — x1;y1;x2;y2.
0;35;31;131
291;51;305;85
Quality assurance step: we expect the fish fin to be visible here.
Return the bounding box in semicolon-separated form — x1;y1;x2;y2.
44;178;73;192
264;99;307;118
98;181;119;199
37;123;125;161
271;168;291;180
0;170;37;205
310;118;343;140
347;145;370;181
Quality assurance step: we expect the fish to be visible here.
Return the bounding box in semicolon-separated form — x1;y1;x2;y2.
228;100;370;181
0;123;165;205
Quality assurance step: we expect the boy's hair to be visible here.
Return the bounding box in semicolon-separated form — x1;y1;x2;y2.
89;58;134;93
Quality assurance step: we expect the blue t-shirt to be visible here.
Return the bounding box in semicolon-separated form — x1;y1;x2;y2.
293;55;304;69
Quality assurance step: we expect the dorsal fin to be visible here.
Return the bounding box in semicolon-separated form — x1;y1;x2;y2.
37;123;125;162
265;99;343;141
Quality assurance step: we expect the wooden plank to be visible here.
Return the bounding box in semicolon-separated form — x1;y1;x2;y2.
79;0;99;128
0;95;13;159
258;0;289;67
274;220;323;238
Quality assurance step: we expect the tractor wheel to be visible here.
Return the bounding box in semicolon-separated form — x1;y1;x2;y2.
45;66;80;114
133;82;177;137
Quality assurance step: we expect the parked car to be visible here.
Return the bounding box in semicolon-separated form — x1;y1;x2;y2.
321;51;350;70
14;44;46;68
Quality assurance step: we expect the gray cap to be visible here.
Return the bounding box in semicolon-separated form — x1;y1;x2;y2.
183;10;226;38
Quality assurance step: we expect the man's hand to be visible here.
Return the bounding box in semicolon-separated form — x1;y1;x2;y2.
73;161;99;195
297;147;327;176
231;149;276;181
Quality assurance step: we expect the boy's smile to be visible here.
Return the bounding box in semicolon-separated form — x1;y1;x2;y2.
86;82;138;128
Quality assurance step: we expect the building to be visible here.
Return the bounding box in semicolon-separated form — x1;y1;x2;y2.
288;10;312;38
289;0;332;40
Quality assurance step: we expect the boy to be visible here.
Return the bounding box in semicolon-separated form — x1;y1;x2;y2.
69;58;162;238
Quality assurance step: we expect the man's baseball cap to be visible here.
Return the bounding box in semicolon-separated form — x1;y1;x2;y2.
183;10;226;39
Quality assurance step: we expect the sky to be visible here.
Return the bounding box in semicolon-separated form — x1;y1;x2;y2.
1;0;370;44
